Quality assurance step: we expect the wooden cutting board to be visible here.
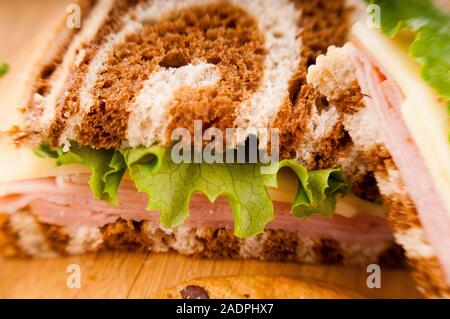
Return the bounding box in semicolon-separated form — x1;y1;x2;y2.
0;252;420;298
0;0;420;299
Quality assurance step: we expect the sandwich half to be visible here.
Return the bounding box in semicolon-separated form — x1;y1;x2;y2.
305;0;450;297
0;0;402;267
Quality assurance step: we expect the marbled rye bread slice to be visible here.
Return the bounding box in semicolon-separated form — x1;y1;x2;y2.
307;44;450;298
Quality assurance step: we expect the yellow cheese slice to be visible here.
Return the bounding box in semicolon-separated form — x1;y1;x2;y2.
0;139;90;184
268;167;385;218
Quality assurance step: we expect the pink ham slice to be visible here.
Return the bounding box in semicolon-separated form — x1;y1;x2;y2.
352;43;450;283
0;175;394;245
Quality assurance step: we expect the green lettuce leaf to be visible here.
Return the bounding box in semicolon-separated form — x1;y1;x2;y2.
368;0;450;102
102;151;127;204
261;162;347;218
34;142;61;159
121;147;276;237
0;60;8;78
37;143;348;238
120;147;348;237
37;142;125;205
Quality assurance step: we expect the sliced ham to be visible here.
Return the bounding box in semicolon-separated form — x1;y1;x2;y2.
353;44;450;282
0;175;393;245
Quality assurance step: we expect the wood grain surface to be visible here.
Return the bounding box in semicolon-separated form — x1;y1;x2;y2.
0;252;420;299
0;0;421;299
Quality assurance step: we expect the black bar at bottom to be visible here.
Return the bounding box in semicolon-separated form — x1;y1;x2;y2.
0;299;447;317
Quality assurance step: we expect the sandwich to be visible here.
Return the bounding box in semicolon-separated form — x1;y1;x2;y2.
0;0;447;298
0;0;398;266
